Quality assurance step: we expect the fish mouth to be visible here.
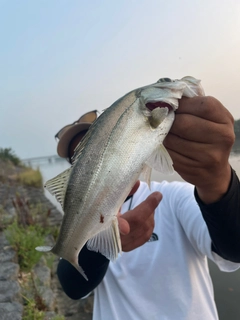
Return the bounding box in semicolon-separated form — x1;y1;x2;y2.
146;101;173;112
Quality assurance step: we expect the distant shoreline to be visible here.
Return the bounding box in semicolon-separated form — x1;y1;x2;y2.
232;139;240;153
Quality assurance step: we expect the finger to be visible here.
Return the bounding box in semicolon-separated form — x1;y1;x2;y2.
176;96;233;125
165;132;218;162
136;191;162;213
122;215;155;251
167;147;203;174
165;135;230;174
168;113;225;143
118;216;130;235
123;191;162;222
131;215;154;240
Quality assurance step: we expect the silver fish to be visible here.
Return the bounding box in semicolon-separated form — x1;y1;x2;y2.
36;76;204;280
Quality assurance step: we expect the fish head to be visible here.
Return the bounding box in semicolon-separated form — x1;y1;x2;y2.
145;101;174;129
139;76;204;129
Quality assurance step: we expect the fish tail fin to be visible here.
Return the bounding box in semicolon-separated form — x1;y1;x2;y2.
35;246;53;252
71;261;88;281
87;217;122;261
36;246;88;281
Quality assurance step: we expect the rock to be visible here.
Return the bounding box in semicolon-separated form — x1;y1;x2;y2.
0;247;17;264
0;177;93;319
44;311;59;320
33;264;52;288
37;287;56;311
0;262;19;281
0;233;10;248
33;263;55;310
0;280;21;303
0;301;23;320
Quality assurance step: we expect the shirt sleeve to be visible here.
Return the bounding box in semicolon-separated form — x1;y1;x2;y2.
194;167;240;262
57;244;109;299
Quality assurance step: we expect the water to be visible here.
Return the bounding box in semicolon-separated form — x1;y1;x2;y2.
36;154;240;320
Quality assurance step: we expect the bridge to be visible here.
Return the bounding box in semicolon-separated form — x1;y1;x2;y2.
21;155;65;166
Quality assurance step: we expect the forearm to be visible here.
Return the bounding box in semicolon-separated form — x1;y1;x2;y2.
195;168;240;262
57;244;109;299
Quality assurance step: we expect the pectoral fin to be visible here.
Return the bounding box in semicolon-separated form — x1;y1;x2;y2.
147;144;174;174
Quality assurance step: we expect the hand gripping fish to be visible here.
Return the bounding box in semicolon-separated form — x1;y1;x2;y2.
36;76;204;280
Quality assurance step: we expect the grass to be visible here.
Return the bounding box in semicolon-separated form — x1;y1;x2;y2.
4;194;58;272
0;147;21;166
22;290;65;320
0;149;64;318
17;167;43;188
0;147;43;188
22;294;45;320
4;221;49;272
4;196;64;318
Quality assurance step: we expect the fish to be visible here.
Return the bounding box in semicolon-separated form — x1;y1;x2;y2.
36;76;204;280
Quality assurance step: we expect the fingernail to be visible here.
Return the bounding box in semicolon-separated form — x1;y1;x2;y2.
154;192;162;202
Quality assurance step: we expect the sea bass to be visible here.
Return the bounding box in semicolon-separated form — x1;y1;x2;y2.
36;76;204;280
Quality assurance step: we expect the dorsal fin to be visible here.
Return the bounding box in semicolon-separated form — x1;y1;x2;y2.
44;167;72;209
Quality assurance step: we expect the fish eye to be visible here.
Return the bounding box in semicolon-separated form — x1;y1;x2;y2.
157;78;172;83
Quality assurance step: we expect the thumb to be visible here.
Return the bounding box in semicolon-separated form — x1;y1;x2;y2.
117;211;130;235
129;191;162;219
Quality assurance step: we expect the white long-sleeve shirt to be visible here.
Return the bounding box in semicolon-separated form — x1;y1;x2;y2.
93;181;240;320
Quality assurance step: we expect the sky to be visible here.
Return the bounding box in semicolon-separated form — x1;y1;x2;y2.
1;0;240;159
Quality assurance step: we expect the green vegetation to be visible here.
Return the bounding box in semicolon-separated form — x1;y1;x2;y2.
22;294;45;320
4;196;57;272
0;147;21;165
4;196;62;318
22;293;64;320
17;167;43;188
0;148;43;188
0;150;65;319
5;221;48;272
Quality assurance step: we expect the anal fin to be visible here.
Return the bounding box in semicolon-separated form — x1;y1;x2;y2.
87;217;122;261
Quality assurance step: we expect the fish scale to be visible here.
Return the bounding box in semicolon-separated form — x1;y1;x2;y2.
36;76;205;281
